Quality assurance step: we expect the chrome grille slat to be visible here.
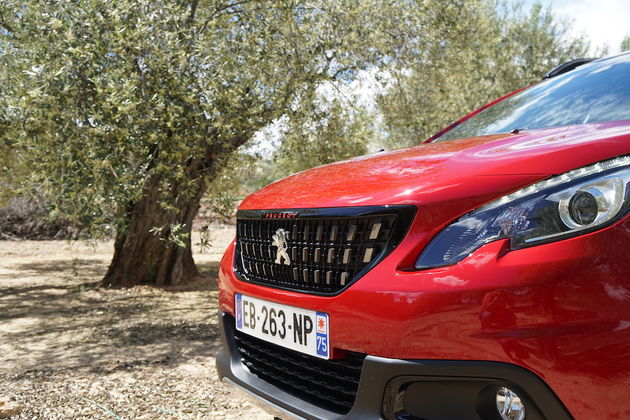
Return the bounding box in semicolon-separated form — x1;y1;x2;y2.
234;206;415;294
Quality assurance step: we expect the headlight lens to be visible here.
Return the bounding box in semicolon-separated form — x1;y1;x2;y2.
416;156;630;269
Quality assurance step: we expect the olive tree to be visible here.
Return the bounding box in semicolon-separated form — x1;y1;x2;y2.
266;0;593;174
0;0;391;286
377;1;591;147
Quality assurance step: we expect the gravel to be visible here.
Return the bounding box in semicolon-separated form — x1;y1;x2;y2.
0;226;273;419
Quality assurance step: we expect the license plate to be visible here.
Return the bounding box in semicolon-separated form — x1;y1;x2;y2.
235;294;330;359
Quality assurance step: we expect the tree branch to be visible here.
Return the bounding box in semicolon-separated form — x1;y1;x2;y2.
187;0;199;24
0;10;14;34
198;0;257;33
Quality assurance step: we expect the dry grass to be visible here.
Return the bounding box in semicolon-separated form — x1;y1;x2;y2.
0;225;272;419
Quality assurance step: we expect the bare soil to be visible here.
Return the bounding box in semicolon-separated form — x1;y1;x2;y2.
0;225;272;419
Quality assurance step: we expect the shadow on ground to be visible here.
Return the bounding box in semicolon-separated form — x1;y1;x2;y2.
0;253;222;375
0;231;272;419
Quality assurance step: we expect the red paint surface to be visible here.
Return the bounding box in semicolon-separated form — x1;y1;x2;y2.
242;121;630;211
219;119;630;419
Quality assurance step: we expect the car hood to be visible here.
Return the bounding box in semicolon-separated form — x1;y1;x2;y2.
240;121;630;211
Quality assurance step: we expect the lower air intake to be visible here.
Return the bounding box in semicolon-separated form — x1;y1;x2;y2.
235;330;366;414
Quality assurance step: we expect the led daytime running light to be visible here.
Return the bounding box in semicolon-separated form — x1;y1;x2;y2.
486;155;630;211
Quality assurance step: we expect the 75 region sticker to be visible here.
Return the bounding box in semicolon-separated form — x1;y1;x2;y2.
315;312;329;358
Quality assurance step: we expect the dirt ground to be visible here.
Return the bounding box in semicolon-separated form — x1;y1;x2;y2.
0;225;273;419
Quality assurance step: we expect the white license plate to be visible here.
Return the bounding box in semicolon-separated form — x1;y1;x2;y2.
235;294;330;359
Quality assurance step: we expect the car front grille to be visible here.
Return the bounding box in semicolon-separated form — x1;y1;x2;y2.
234;206;415;294
235;330;366;414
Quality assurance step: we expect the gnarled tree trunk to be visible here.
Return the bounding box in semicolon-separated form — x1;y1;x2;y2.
102;175;207;288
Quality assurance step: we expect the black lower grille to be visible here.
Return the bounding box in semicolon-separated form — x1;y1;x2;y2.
235;331;366;414
234;206;415;294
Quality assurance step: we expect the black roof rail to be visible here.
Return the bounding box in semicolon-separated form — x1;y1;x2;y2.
542;58;596;80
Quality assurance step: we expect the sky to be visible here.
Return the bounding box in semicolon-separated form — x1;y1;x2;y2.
521;0;630;53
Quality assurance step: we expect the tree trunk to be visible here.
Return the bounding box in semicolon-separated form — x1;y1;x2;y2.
102;176;207;288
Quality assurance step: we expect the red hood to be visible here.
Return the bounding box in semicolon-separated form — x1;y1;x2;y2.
241;121;630;211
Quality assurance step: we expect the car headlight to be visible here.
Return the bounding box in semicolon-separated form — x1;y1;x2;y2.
416;156;630;269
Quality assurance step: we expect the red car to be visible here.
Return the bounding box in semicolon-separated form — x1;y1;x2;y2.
216;52;630;420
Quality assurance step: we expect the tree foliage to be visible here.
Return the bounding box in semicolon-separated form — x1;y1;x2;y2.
270;94;379;178
0;0;394;285
376;1;591;147
2;0;380;229
266;0;593;172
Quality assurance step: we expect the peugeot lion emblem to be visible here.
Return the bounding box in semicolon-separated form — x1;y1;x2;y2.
272;228;291;265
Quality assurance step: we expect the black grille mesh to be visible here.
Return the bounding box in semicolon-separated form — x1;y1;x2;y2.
235;207;413;294
235;331;365;414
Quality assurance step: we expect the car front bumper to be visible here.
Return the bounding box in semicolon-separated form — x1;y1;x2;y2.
216;311;572;420
217;213;630;419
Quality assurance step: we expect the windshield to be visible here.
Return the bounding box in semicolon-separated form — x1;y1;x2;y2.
433;53;630;142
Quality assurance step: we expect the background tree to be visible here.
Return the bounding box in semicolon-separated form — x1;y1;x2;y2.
621;35;630;52
269;87;380;179
376;1;591;147
265;1;592;171
0;0;392;286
